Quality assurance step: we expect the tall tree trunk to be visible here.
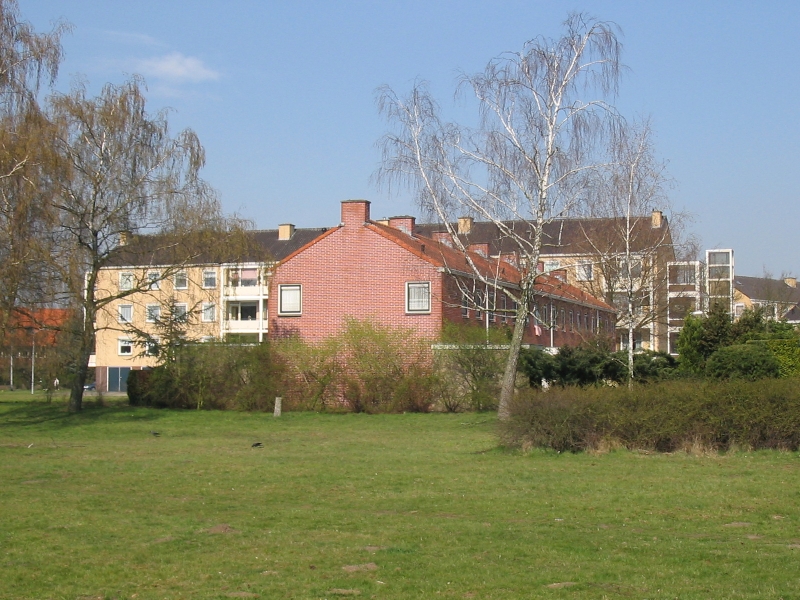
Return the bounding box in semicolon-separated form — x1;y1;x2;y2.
497;282;532;420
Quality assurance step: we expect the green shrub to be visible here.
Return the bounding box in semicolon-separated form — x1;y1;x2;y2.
706;343;780;380
500;378;800;452
765;338;800;377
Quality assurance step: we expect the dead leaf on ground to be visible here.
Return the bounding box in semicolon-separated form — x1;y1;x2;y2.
723;522;751;527
328;590;361;596
364;546;385;552
260;570;278;575
746;535;763;540
205;524;238;534
152;536;175;544
547;582;577;589
342;563;378;573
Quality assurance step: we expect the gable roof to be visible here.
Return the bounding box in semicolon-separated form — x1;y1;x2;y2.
105;227;330;268
414;216;673;258
734;275;800;306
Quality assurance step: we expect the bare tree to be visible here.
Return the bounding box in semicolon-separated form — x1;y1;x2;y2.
377;13;622;418
48;77;249;411
0;0;69;339
576;118;688;382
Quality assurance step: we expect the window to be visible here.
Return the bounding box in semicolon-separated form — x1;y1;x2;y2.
560;309;565;331
119;272;133;291
570;310;574;331
576;263;593;281
475;289;483;319
734;303;745;318
203;270;217;289
118;338;133;356
145;339;159;357
228;302;258;320
229;267;258;287
118;304;133;323
146;304;161;323
462;291;470;319
202;303;216;322
543;260;560;273
174;303;188;322
278;284;302;315
174;271;188;289
148;271;160;290
407;282;431;313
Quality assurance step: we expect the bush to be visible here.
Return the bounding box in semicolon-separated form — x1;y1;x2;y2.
128;342;286;411
500;377;800;452
765;338;800;377
706;343;780;381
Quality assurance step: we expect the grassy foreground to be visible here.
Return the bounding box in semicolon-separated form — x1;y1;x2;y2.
2;393;800;599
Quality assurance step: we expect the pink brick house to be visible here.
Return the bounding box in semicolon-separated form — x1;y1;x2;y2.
268;200;616;348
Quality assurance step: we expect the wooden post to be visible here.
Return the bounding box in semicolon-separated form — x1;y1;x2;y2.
273;396;282;417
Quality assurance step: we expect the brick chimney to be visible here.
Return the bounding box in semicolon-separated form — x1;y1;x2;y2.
278;223;295;240
389;215;416;234
457;216;473;234
341;200;370;228
651;210;663;229
119;231;131;247
785;277;797;288
432;231;453;247
468;243;489;257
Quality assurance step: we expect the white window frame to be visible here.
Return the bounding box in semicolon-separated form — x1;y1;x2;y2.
543;260;560;273
118;304;133;324
147;270;161;290
119;272;133;291
145;304;161;323
278;284;302;316
203;270;217;289
406;281;431;314
202;302;216;322
173;270;188;290
118;338;133;356
576;262;593;281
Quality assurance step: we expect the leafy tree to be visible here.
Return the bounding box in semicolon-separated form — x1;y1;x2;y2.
378;13;622;418
696;302;731;361
48;77;248;412
676;313;704;374
0;1;69;339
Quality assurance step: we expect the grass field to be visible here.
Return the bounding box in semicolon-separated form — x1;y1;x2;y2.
2;392;800;599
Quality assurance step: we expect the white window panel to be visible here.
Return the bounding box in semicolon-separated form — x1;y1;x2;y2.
279;284;302;315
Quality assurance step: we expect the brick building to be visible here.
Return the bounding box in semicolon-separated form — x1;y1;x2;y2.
268;200;616;346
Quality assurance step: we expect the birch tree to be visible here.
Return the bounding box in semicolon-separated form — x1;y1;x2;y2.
49;77;249;412
377;13;622;418
576;118;684;382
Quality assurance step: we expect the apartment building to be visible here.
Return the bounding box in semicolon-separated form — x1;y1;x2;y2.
415;211;674;352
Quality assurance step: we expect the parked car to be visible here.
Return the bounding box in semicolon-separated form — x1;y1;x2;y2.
83;382;96;391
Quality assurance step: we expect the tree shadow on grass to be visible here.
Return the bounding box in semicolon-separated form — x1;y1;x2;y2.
0;396;167;430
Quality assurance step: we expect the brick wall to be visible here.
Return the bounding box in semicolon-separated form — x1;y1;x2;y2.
269;219;444;342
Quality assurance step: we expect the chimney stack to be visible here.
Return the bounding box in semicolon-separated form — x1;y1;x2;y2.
651;210;663;229
432;231;454;247
388;215;416;235
785;277;797;288
119;231;130;247
278;223;295;241
457;216;473;234
341;200;371;228
468;243;489;257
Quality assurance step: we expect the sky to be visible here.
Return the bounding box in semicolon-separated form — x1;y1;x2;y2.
22;0;800;278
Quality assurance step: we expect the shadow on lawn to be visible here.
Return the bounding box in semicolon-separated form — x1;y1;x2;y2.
0;396;165;430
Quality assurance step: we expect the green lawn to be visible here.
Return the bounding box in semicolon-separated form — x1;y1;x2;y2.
2;392;800;599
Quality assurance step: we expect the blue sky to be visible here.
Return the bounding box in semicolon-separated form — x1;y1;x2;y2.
23;0;800;277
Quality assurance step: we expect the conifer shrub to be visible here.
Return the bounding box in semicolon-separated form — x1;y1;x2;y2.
500;377;800;452
705;343;780;380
